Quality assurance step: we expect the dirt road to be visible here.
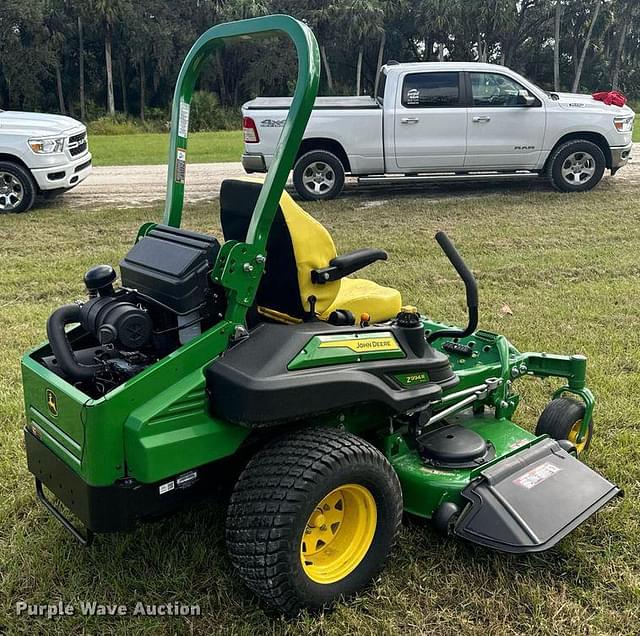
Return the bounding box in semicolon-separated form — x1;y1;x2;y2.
58;143;639;208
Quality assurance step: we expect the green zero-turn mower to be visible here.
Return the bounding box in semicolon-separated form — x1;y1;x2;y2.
22;16;621;614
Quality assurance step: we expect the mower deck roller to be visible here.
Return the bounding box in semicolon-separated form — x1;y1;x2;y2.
20;15;620;614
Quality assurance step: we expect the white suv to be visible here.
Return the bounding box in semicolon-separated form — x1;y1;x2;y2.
0;110;92;213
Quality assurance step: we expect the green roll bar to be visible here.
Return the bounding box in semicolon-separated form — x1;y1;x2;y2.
162;14;320;261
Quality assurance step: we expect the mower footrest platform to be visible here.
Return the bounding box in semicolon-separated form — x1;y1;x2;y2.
453;439;621;553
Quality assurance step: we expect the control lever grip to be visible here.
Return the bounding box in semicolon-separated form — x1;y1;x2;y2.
428;232;479;344
435;231;478;308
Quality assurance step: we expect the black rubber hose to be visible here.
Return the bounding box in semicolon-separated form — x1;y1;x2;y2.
46;304;102;381
427;232;479;344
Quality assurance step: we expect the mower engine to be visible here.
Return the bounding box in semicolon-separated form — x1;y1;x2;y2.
42;226;225;396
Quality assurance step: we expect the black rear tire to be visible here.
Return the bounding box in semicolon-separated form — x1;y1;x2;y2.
535;397;593;455
225;427;402;614
293;150;345;201
547;140;605;192
0;161;37;213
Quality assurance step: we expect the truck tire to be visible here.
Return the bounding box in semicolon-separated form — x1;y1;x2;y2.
547;140;605;192
293;150;345;201
0;161;37;213
225;427;402;614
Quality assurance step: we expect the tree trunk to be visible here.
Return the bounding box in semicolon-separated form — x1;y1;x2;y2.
438;42;445;62
478;27;487;62
119;57;128;114
611;22;628;90
320;44;334;93
105;23;115;115
356;45;363;95
554;0;562;91
373;30;386;98
139;58;145;122
55;60;66;114
78;15;86;121
572;0;602;93
216;48;228;105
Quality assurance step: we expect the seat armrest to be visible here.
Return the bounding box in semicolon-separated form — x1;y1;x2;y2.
311;248;387;284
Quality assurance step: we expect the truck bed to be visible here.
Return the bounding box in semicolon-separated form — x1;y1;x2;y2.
244;96;380;110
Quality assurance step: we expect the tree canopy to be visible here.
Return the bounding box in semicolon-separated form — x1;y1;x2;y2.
1;0;638;124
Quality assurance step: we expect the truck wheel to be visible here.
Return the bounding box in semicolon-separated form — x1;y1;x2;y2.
547;140;605;192
535;397;593;456
0;161;37;213
293;150;345;201
225;427;402;614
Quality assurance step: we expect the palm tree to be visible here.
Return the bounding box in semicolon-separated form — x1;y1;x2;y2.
89;0;127;115
554;0;562;90
344;0;384;95
572;0;603;92
300;0;336;93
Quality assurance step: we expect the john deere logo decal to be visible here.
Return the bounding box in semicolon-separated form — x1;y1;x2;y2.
318;335;401;353
46;389;58;417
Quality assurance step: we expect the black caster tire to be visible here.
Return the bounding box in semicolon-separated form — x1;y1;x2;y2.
535;397;593;455
225;427;402;614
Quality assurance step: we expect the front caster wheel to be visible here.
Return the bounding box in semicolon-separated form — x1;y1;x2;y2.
225;427;402;614
535;397;593;455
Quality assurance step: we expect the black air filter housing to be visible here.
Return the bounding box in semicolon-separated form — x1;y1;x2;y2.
120;225;220;314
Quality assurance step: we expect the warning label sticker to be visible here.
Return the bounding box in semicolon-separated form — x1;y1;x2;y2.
178;100;190;138
175;148;187;184
513;462;561;489
159;481;175;495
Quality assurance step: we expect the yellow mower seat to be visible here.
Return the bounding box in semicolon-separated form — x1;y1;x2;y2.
219;178;401;323
322;278;402;323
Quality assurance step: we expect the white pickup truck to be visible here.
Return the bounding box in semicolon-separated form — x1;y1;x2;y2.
241;62;634;200
0;110;92;213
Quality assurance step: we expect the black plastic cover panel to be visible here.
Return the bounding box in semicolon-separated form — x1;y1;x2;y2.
206;322;458;427
120;225;220;314
453;439;621;553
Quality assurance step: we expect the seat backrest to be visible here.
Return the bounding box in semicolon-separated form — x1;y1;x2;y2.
219;179;341;319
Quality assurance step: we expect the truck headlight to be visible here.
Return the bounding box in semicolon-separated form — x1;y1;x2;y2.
613;116;634;133
28;137;65;154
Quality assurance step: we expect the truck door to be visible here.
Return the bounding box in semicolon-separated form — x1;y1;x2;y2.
393;71;467;171
464;71;545;169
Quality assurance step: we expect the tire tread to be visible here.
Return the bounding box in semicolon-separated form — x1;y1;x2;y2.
225;427;402;614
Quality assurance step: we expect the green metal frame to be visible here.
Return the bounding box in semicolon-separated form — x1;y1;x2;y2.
161;14;319;325
422;320;594;446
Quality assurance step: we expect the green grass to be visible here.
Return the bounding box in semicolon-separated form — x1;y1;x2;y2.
88;123;638;165
89;130;244;166
1;183;639;634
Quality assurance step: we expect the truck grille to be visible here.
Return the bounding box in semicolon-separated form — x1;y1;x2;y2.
68;131;88;157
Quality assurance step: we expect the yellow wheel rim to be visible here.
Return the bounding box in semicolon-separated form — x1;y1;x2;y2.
300;483;377;585
567;419;590;454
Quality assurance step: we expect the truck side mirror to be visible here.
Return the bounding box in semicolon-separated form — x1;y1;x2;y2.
518;90;536;106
